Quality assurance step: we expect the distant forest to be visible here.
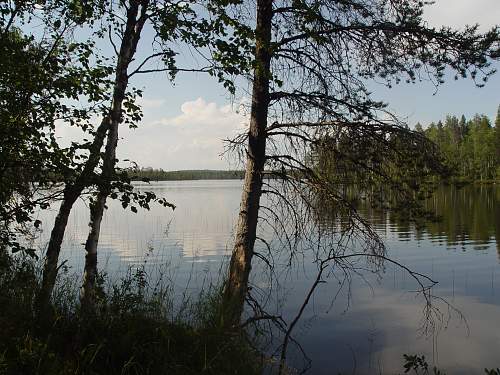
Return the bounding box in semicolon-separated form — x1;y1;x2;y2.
128;169;245;181
416;106;500;182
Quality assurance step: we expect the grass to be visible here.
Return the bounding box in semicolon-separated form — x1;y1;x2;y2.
0;251;262;375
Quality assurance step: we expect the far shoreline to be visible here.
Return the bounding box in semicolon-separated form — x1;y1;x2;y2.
128;169;500;184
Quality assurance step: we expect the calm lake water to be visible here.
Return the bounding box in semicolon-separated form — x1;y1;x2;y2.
34;181;500;374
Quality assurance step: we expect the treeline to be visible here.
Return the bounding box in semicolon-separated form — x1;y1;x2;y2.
128;168;245;181
416;106;500;182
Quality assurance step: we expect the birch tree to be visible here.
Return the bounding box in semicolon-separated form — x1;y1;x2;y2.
36;0;222;313
78;0;152;310
78;0;252;310
221;0;500;327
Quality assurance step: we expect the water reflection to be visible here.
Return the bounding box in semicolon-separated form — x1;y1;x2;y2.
35;180;242;264
421;185;499;252
33;181;499;374
326;185;500;253
278;184;500;374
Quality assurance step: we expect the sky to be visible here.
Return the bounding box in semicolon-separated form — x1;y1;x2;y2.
94;0;500;170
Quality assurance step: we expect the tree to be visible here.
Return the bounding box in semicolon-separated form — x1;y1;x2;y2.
33;0;128;315
420;110;500;182
496;105;500;128
0;5;110;256
469;114;495;180
34;0;246;312
495;105;500;173
221;0;500;328
459;114;468;137
79;0;249;309
78;0;153;309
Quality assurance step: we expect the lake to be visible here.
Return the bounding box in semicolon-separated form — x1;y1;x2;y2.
34;181;500;374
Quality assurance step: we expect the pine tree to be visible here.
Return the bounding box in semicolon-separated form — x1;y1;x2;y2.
459;115;468;139
496;105;500;128
221;0;500;327
495;105;500;172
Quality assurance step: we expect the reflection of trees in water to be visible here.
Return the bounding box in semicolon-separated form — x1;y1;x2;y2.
316;185;499;254
421;186;499;251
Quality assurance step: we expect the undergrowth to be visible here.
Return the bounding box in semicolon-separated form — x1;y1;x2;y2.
0;251;261;375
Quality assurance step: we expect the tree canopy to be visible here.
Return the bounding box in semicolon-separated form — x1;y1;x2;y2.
418;110;500;182
0;13;111;254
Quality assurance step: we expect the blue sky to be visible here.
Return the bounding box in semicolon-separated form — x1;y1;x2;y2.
108;0;500;170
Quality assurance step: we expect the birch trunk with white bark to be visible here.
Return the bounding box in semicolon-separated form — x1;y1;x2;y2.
80;0;149;310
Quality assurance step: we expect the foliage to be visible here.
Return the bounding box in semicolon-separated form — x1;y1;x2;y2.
418;108;500;182
310;105;500;224
1;0;500;372
402;354;500;375
217;0;500;364
0;0;249;258
0;22;112;255
403;355;446;375
309;122;448;223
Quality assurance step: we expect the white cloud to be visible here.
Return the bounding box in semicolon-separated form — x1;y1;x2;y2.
137;97;166;109
424;0;500;31
118;98;248;170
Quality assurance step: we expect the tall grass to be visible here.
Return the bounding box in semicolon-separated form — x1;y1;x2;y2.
0;251;262;375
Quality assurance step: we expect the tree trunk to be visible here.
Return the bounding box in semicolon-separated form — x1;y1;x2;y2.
80;190;107;310
37;0;149;315
222;0;273;327
80;0;149;310
37;117;109;317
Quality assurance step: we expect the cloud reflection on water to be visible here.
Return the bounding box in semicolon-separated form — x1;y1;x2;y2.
33;181;500;374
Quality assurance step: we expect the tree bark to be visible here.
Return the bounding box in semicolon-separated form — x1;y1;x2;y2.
80;0;149;310
38;0;149;315
223;0;273;327
37;117;109;316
